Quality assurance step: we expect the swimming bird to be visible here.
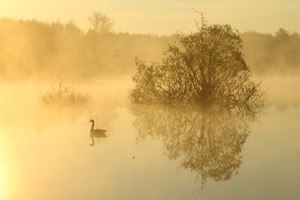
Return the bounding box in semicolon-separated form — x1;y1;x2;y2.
89;119;107;146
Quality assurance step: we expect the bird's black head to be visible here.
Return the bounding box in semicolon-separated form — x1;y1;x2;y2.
89;119;94;123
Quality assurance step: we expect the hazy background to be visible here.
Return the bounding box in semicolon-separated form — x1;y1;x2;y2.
0;1;300;199
0;0;299;81
0;1;298;122
0;0;300;34
0;18;300;81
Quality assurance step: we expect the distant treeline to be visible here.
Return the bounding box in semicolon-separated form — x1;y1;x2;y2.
0;18;173;80
0;18;299;80
242;29;300;75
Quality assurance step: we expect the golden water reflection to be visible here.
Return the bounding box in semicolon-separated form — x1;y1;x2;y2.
0;161;8;199
131;104;257;185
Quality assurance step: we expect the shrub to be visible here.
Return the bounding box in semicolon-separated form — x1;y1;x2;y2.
41;79;90;107
130;21;264;113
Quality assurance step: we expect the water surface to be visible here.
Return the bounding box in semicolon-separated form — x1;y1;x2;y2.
0;78;299;200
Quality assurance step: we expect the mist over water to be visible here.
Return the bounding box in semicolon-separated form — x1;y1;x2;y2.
0;17;299;200
0;75;299;199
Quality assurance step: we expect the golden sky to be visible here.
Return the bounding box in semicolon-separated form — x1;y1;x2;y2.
0;0;299;35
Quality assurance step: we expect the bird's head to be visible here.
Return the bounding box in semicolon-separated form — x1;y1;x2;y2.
89;119;94;123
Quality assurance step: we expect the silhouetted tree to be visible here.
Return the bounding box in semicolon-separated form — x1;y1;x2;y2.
88;11;113;35
86;12;113;69
131;20;263;113
275;28;289;41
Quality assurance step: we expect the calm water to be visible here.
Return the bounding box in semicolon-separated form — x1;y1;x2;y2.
0;78;299;200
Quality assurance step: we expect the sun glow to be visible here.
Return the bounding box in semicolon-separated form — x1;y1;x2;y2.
0;161;8;199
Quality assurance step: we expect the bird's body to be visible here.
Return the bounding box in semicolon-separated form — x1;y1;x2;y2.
89;119;107;146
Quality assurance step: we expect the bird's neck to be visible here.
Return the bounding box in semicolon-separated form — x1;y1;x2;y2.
90;121;94;131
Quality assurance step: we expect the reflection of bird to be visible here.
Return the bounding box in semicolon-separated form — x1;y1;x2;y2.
89;119;107;146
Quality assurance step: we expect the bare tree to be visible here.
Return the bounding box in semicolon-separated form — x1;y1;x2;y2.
130;20;264;113
88;11;113;34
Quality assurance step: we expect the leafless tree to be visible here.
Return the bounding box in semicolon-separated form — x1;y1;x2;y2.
130;21;264;113
88;11;113;34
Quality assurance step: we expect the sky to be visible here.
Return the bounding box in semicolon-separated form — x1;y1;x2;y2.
0;0;299;35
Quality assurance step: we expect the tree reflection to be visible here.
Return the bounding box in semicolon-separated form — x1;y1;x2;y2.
131;104;258;185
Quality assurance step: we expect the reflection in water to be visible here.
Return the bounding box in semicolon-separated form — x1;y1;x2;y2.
89;119;108;146
131;104;258;185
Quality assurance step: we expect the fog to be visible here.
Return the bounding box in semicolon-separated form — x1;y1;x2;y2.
0;17;300;200
1;19;299;80
0;18;174;81
0;19;299;109
242;29;300;75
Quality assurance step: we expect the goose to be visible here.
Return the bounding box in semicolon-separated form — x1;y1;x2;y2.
89;119;107;146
